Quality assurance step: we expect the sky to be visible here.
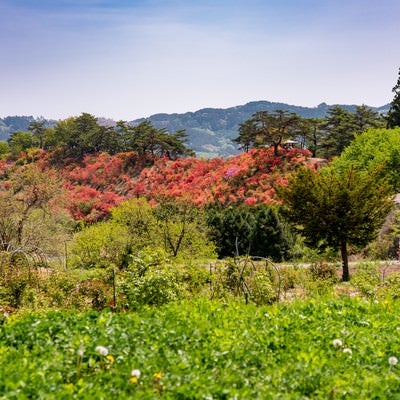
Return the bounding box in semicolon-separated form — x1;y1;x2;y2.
1;0;399;120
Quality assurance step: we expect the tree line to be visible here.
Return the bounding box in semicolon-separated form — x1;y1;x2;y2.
1;113;194;160
234;68;400;159
233;105;386;158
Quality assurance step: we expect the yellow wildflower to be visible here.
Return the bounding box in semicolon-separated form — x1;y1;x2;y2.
106;355;114;363
129;376;138;383
153;372;162;380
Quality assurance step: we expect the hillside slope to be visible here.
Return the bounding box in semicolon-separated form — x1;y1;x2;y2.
1;101;390;157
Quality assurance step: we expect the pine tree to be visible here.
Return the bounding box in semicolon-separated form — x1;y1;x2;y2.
387;67;400;128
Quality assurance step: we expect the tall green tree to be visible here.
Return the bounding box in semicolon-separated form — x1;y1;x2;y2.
28;121;46;149
278;166;393;281
320;106;356;158
296;118;325;157
387;67;400;128
234;110;300;156
7;131;36;156
53;113;120;157
117;120;193;159
353;105;384;133
233;119;258;152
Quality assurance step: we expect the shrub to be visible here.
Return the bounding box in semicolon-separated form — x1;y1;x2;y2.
249;271;277;305
68;222;130;269
119;268;181;310
310;262;339;282
351;262;381;299
377;273;400;300
206;204;293;261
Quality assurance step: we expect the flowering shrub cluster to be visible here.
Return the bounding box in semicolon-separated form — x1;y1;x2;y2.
0;147;312;222
131;148;311;207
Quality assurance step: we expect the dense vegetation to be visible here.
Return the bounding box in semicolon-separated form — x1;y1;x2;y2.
0;100;389;157
1;71;400;397
2;297;400;399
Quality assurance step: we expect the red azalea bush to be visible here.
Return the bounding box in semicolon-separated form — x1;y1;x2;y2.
0;147;312;222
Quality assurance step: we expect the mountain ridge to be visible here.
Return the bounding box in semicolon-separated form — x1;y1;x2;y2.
132;100;390;157
1;100;391;157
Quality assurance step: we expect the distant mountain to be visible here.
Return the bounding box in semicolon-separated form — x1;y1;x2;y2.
0;116;55;141
132;101;390;157
1;101;390;157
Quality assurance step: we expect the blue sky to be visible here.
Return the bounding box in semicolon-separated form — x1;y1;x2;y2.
1;0;399;120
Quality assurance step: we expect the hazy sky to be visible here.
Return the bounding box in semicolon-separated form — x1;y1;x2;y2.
1;0;399;120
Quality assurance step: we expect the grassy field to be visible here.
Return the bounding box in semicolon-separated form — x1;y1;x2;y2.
1;296;400;399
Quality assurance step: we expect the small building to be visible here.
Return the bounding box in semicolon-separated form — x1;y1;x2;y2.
282;140;299;150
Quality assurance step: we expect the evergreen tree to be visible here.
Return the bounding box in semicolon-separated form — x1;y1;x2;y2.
387;67;400;128
320;106;356;158
233;110;300;156
278;166;393;281
28;121;47;149
354;105;384;133
206;204;292;261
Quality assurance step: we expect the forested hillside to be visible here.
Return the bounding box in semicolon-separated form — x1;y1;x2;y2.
1;100;389;157
133;101;389;157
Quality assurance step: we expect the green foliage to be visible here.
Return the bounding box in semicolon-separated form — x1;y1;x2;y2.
378;273;400;300
68;222;130;269
0;252;31;308
206;204;292;261
0;141;9;158
351;263;381;299
69;198;215;269
118;248;209;310
115;198;215;260
209;257;281;304
2;298;400;398
7;131;36;156
111;198;157;249
233;109;301;155
120;267;181;310
249;270;277;305
333;127;400;192
278;166;393;280
309;262;339;283
387;67;400;128
319;106;380;158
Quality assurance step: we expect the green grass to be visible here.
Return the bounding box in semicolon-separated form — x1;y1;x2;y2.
1;297;400;399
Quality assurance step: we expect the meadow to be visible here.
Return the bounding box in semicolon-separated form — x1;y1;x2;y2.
1;261;400;399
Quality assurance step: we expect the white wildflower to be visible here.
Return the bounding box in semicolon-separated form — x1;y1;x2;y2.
95;345;108;356
332;339;343;348
77;348;85;357
343;348;352;355
131;369;141;378
389;356;398;366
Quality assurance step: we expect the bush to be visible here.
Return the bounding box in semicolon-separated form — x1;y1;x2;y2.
249;271;277;305
120;268;181;310
68;222;130;269
351;262;381;299
377;273;400;300
310;262;339;282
